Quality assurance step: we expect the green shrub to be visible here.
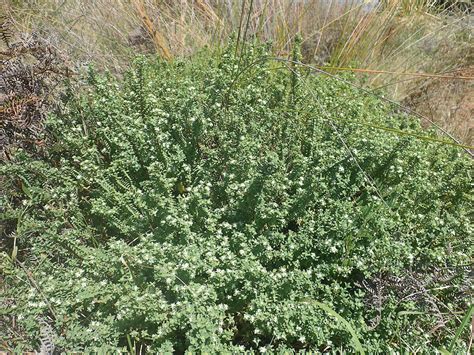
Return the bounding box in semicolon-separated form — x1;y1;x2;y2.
1;44;472;353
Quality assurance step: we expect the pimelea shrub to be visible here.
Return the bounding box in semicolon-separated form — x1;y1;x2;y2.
1;44;472;353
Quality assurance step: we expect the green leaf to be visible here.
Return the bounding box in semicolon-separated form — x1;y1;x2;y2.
305;300;365;354
448;305;474;352
20;180;32;198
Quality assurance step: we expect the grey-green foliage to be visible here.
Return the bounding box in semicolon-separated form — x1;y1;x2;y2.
1;44;472;353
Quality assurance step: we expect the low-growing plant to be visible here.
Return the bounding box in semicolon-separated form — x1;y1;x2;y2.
0;43;472;352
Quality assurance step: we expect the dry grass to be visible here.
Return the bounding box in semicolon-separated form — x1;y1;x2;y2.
2;0;473;144
404;66;474;146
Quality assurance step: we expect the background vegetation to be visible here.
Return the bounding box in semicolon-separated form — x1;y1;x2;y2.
1;0;473;353
2;0;473;144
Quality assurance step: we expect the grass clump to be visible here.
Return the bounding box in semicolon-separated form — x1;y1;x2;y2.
1;44;472;352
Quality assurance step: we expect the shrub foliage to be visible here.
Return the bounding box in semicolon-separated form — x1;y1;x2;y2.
1;44;472;352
